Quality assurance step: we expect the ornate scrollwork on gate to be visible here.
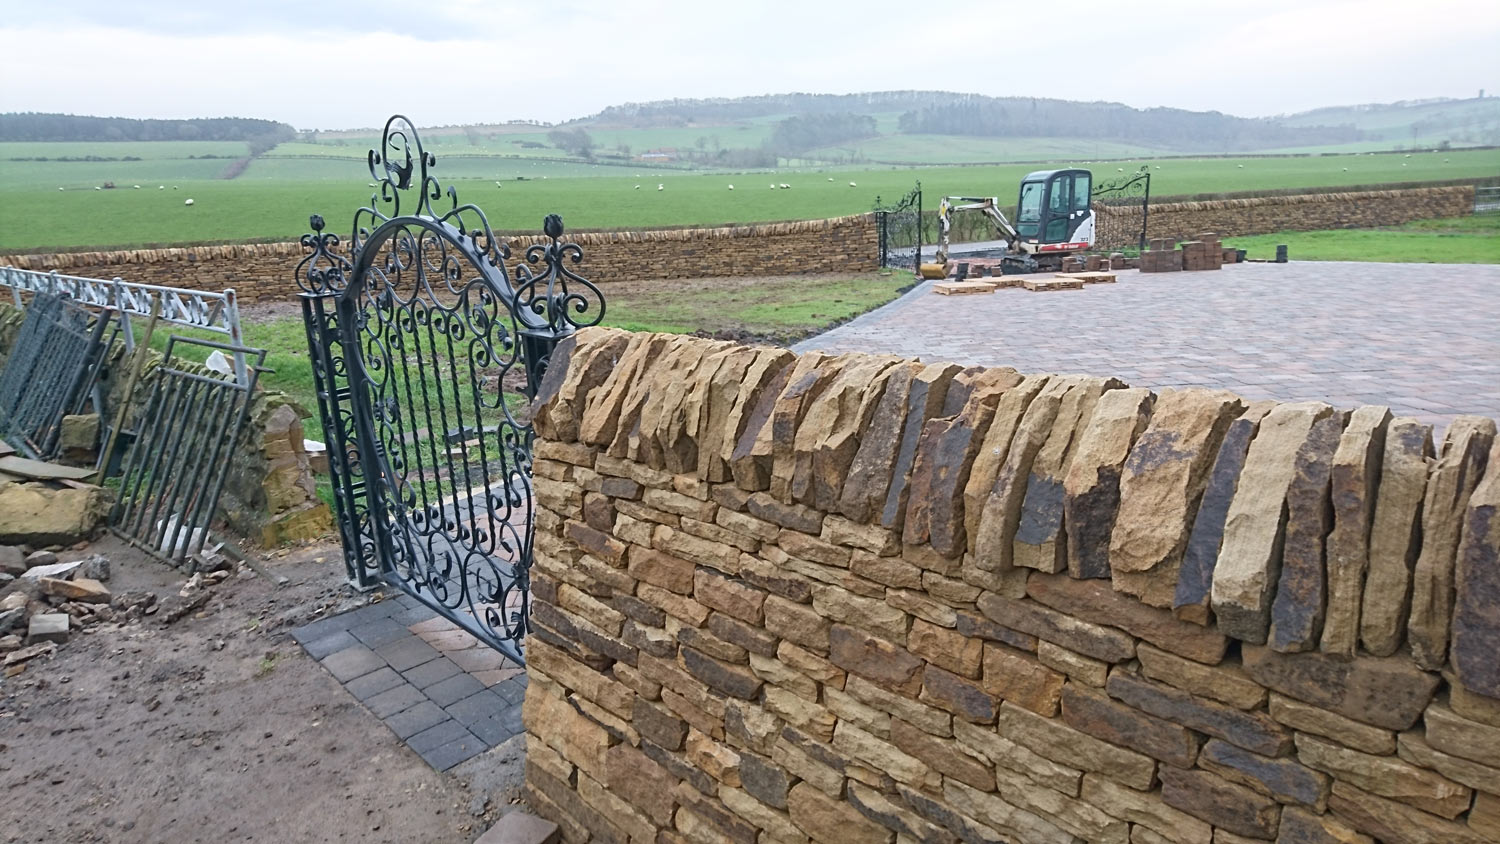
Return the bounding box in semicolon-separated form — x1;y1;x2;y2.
298;114;605;663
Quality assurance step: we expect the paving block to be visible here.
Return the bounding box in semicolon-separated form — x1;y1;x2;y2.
375;635;441;672
320;645;386;683
386;701;449;739
404;656;463;690
344;666;406;702
366;683;427;718
475;811;560;844
425;672;487;707
27;613;70;645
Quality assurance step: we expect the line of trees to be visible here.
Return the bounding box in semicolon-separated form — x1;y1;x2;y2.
895;97;1362;151
0;112;297;149
767;113;878;153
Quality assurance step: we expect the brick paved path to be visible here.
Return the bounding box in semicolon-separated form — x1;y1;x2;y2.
797;262;1500;431
292;594;526;771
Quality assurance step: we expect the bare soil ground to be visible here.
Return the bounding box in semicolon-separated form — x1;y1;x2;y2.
0;536;519;844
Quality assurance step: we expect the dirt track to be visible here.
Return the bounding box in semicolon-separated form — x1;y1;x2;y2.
0;537;507;844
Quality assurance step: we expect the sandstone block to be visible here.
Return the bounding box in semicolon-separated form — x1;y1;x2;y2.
980;643;1065;716
832;721;939;791
828;624;923;695
889;717;993;791
908;617;982;678
1396;729;1500;793
1036;640;1109;686
1470;791;1500;842
1320;406;1391;657
787;782;897;844
728;358;796;491
1359;418;1434;656
1423;702;1500;767
972;377;1068;571
763;595;829;651
716;786;805;844
1241;645;1438;731
906;367;1022;557
810;584;907;642
706;349;793;482
1159;766;1280;840
963;374;1050;555
1135;643;1265;710
794;356;903;513
976;590;1135;662
1063;387;1154;579
1327;781;1492;844
951;717;1081;795
605;743;679;825
936;779;1083;844
747;492;824;535
1275;806;1374;844
736;751;790;809
1213;401;1335;643
634;697;688;751
681;647;762;700
821;517;899;556
996;701;1156;790
1453;436;1500;698
1111;389;1243;608
1080;773;1212;844
1014;377;1124;573
1447;671;1500;727
837;362;921;523
1199;738;1329;810
1061;684;1200;768
880;363;963;532
693;568;765;624
1026;572;1228;664
843;674;952;737
920;663;997;723
1409;415;1495;669
628;545;695;593
844;782;952;843
1269;412;1347;652
1174;402;1275;624
1106;671;1291;756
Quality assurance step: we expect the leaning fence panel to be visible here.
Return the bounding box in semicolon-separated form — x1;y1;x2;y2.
0;267;247;385
109;335;267;565
0;292;114;459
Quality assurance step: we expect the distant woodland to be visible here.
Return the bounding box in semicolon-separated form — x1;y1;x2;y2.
0;113;297;153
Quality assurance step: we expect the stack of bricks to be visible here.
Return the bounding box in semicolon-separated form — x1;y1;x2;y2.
1060;256;1083;273
1179;233;1224;272
522;327;1500;844
1139;238;1181;273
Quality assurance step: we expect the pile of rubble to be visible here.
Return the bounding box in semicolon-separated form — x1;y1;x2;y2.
0;544;229;677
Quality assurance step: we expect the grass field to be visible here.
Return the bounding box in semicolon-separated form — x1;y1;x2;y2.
1226;214;1500;263
151;272;908;415
807;135;1175;164
3;147;1496;251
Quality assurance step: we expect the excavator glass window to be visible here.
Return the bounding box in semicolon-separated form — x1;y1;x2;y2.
1072;173;1091;212
1017;182;1043;237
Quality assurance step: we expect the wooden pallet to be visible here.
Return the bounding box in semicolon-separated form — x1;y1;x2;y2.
1023;278;1084;292
933;280;998;296
1055;271;1117;284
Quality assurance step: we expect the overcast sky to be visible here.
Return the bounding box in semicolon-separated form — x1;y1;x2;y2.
1;0;1495;129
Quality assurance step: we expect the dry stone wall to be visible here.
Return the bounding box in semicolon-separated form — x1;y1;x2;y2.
0;214;880;305
520;327;1500;844
1093;185;1475;249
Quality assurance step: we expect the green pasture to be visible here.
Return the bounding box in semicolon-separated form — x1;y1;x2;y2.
1226;214;1500;263
1;146;1497;251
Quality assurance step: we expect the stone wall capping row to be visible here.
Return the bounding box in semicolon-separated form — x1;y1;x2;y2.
520;326;1498;844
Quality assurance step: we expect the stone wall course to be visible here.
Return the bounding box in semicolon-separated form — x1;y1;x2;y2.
519;328;1500;844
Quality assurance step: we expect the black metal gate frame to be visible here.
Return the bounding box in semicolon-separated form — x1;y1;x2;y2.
296;115;606;664
1092;166;1152;252
874;181;923;271
0;291;114;459
109;335;267;564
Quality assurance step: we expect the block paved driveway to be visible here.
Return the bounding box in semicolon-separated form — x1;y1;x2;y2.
797;261;1500;431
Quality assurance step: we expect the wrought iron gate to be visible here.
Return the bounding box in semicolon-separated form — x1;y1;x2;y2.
874;182;923;270
297;115;606;664
1092;166;1151;252
0;291;114;459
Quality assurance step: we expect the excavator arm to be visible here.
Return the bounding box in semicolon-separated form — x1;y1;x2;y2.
935;196;1021;264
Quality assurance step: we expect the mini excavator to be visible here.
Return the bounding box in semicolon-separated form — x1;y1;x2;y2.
933;168;1095;274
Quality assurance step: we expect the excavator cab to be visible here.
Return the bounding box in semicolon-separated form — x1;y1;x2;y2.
1015;169;1094;251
